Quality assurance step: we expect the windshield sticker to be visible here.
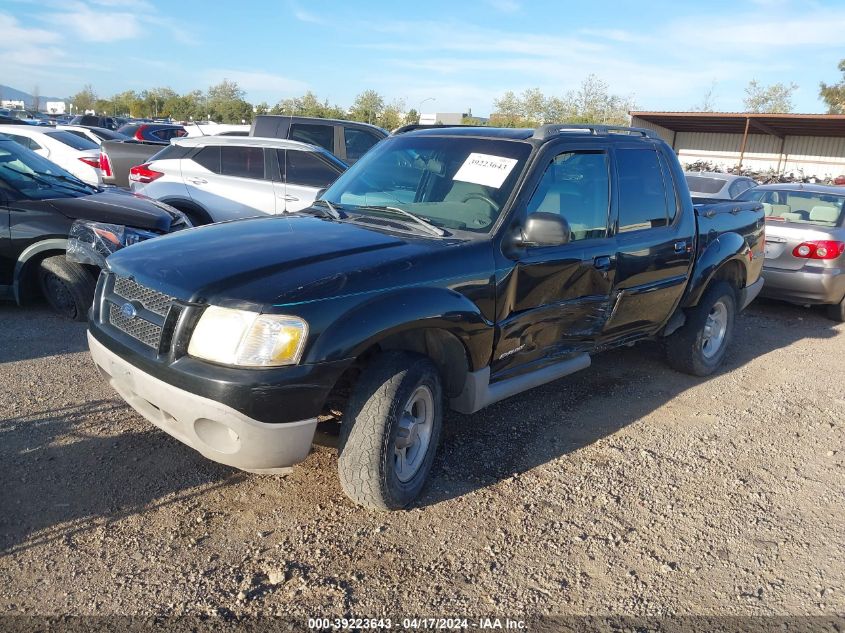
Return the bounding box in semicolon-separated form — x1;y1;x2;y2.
453;153;518;189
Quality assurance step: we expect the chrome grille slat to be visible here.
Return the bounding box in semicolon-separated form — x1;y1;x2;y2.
113;276;173;317
108;304;162;349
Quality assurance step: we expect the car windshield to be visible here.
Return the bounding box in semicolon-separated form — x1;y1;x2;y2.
0;138;95;199
321;134;532;233
737;188;845;227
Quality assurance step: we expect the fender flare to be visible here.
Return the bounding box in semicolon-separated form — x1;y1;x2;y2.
304;286;494;373
681;232;750;308
13;238;68;304
157;197;212;225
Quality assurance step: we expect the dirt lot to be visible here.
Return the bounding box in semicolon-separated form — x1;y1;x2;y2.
1;299;843;623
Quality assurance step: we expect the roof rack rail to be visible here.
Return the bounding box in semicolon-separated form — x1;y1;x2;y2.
532;124;659;140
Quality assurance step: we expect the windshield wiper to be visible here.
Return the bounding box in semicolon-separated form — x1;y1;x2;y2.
309;198;346;220
355;205;447;237
0;164;91;194
37;171;97;193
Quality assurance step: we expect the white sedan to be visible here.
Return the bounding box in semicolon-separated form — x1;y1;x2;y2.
0;124;103;186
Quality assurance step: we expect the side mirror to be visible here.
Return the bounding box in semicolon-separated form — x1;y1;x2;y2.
315;187;327;199
512;212;571;249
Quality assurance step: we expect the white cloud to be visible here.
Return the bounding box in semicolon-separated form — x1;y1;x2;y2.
485;0;521;12
42;1;141;42
202;69;309;100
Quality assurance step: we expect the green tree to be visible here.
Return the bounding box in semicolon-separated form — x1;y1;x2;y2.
404;108;419;125
820;60;845;114
378;98;405;130
490;90;522;127
254;101;270;115
520;88;546;125
71;84;97;113
206;79;252;123
349;89;385;125
743;80;797;113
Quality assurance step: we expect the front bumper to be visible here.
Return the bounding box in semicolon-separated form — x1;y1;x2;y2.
89;331;317;473
761;265;845;305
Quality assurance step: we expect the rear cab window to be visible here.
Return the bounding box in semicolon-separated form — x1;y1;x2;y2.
289;123;334;152
344;127;381;162
615;147;671;232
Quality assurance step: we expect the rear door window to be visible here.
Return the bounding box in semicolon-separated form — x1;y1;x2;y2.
616;148;670;232
283;150;342;187
289;123;334;152
220;146;265;180
192;146;221;173
6;134;41;151
344;127;380;161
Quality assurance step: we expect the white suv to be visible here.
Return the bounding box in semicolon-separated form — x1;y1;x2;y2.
128;136;348;224
0;124;103;186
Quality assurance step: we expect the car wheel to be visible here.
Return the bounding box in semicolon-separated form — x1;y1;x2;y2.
38;255;96;321
827;296;845;322
665;281;737;377
338;351;443;511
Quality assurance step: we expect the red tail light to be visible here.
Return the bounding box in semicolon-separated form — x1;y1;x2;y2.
128;163;163;184
78;156;101;169
792;240;845;260
134;124;148;141
99;151;112;177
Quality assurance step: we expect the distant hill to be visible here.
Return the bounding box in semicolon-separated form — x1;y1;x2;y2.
0;85;65;109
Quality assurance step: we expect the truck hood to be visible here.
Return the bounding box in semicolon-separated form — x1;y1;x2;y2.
49;188;181;232
106;215;459;309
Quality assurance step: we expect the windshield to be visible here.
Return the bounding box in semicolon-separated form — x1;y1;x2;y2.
321;134;532;232
0;139;95;200
737;188;845;227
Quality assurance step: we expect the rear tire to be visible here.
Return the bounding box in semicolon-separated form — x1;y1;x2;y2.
665;281;737;376
38;255;96;321
827;296;845;322
338;351;443;511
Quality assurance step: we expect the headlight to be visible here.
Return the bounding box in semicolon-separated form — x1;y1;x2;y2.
187;306;308;367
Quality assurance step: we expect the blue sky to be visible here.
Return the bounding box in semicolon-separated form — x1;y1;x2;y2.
2;0;844;115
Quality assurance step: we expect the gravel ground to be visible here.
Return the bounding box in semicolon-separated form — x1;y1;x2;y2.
1;299;843;623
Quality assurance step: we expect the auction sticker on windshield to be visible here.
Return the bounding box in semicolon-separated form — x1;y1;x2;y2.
453;153;518;188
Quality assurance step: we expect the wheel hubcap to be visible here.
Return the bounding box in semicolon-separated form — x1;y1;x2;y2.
394;385;434;483
702;300;728;359
45;274;76;318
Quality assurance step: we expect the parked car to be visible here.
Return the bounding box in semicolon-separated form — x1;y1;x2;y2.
69;115;118;130
116;123;186;143
250;115;387;164
0;114;29;125
736;183;845;320
127;136;348;224
87;123;765;510
5;110;54;126
0;137;189;319
183;122;250;137
685;171;758;199
57;124;130;145
0;124;103;186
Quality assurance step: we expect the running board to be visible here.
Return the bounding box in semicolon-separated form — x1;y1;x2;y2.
450;354;591;414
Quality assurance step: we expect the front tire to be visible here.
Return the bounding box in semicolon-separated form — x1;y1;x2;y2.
38;255;96;321
338;351;443;511
665;281;737;376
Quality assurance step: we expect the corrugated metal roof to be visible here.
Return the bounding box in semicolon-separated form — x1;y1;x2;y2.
630;111;845;137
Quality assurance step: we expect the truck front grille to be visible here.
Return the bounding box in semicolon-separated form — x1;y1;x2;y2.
102;275;177;351
108;303;162;348
113;276;173;317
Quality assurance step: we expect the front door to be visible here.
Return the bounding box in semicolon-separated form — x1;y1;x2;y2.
279;149;345;212
493;145;616;377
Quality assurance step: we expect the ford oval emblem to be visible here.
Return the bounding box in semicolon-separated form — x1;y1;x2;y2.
121;302;137;319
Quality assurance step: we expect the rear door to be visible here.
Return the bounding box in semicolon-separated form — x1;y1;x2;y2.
277;149;345;212
183;145;277;221
601;144;695;338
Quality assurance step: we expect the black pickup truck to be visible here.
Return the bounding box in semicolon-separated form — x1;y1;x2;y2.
87;124;765;510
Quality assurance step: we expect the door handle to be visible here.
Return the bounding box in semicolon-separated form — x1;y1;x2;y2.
187;177;207;185
674;241;689;253
283;195;299;202
593;255;611;271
